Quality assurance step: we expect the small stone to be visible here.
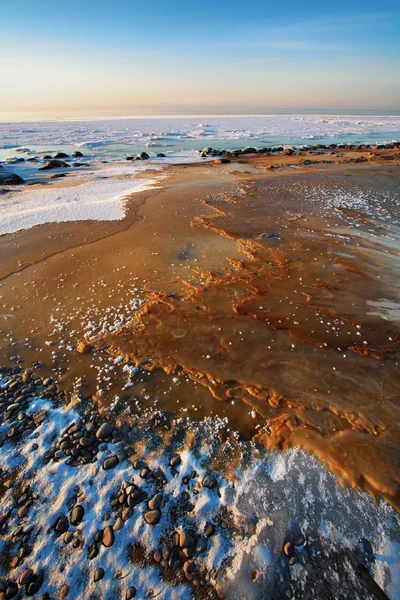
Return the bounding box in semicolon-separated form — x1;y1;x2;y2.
126;587;137;599
5;582;18;598
96;423;114;439
153;551;162;563
70;505;84;526
18;503;30;519
59;584;69;599
179;531;195;549
63;531;74;544
122;507;133;521
103;455;119;470
183;560;195;580
102;526;114;547
202;474;217;488
140;467;150;478
283;541;294;557
94;568;105;582
54;516;69;534
88;546;99;560
144;510;161;525
169;454;181;467
148;493;162;511
26;581;42;596
113;517;124;531
204;522;215;538
196;539;207;553
18;568;34;585
153;468;165;481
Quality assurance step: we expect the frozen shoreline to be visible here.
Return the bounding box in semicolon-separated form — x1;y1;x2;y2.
1;114;400;151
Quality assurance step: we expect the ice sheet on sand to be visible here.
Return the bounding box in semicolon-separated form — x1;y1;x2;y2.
0;176;161;235
367;298;400;323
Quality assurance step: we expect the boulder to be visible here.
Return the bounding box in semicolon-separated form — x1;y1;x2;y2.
242;147;257;154
0;172;25;185
54;152;69;159
156;153;166;157
137;152;150;160
214;158;231;164
39;160;70;170
72;151;84;157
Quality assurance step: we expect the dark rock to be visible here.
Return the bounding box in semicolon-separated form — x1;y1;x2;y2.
17;503;30;518
0;172;25;185
196;539;207;553
18;568;34;585
202;474;217;488
204;522;215;537
63;531;74;544
72;151;84;157
5;582;18;598
39;160;70;171
126;587;136;599
148;493;162;510
54;516;69;534
102;526;114;547
94;568;105;582
242;147;257;154
103;455;119;470
283;541;294;556
169;454;181;467
138;152;150;160
96;422;114;439
156;153;166;158
70;505;84;526
54;152;69;159
26;581;42;596
144;510;161;525
179;531;195;548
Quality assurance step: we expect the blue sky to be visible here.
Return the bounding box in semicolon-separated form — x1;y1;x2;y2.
1;0;400;114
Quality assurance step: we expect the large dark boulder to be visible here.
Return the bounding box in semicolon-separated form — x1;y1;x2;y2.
0;171;25;184
54;152;70;159
72;151;83;158
241;147;257;154
39;160;70;171
137;152;150;160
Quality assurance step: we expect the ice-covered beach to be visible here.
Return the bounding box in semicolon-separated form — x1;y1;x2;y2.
1;122;400;600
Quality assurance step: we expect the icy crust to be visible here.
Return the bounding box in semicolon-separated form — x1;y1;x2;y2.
1;115;400;149
0;377;399;600
0;177;164;236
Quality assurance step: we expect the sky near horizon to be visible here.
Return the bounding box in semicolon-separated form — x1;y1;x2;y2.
1;0;400;116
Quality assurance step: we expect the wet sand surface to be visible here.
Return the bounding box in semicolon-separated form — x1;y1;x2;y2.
1;151;400;512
